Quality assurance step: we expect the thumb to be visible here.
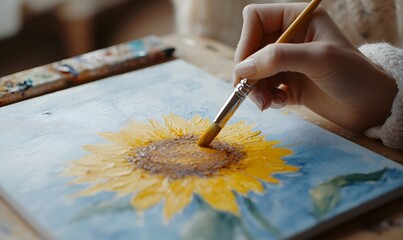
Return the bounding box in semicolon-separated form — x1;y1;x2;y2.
234;42;331;81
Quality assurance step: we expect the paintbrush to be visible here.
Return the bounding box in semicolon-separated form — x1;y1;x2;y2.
198;0;323;147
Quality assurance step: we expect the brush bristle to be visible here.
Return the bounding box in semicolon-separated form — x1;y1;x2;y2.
197;123;222;147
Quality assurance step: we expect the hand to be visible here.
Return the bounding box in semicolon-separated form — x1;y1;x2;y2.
233;3;397;132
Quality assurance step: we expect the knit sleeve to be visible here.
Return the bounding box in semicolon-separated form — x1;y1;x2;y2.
359;43;403;150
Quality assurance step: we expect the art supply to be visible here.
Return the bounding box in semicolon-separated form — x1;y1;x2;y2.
198;0;323;147
0;60;402;240
0;36;174;107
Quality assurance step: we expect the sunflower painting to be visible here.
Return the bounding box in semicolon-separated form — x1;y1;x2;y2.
65;114;298;222
0;60;402;240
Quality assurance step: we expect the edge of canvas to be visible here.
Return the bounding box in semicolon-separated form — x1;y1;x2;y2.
0;185;55;240
289;185;403;240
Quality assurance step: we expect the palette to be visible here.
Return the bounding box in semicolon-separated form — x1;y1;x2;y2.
0;59;402;240
0;36;174;107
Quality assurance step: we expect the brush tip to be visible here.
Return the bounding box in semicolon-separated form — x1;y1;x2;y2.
197;123;222;147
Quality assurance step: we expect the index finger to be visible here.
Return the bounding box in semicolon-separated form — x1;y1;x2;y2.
234;3;311;64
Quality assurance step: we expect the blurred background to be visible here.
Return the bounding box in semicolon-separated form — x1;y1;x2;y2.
0;0;174;77
1;0;401;77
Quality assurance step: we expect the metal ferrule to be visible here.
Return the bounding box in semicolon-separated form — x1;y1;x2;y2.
213;79;253;128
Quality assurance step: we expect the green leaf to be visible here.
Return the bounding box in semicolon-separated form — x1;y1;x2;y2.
309;183;341;217
310;168;387;218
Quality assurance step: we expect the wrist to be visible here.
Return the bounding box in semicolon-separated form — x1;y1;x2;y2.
361;69;397;130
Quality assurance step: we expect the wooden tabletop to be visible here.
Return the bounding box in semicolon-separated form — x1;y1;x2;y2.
0;34;402;239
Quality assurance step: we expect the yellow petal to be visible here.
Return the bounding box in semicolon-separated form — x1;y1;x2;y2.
242;165;280;184
243;157;285;168
261;147;293;157
69;154;102;166
219;121;258;143
120;120;161;145
83;144;127;157
70;165;133;179
69;170;160;194
189;115;210;136
67;175;102;184
242;141;278;151
98;132;130;147
163;180;193;219
131;181;167;210
66;165;134;186
114;173;163;196
197;178;239;216
251;161;299;173
223;172;264;195
64;164;90;177
147;119;175;140
163;113;192;136
64;156;116;178
74;180;128;197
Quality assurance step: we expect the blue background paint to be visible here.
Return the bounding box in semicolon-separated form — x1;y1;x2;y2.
0;60;402;240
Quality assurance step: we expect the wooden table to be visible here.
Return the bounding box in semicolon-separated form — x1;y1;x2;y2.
0;34;402;240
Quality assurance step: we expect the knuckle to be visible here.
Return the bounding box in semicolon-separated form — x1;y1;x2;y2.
236;38;249;49
314;5;328;17
317;42;338;59
311;5;332;23
252;45;282;74
235;38;252;62
267;45;284;65
242;4;258;18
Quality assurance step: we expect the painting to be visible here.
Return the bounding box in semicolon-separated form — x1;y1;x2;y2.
0;60;402;240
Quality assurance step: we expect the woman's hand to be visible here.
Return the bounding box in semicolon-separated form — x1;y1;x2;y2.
233;3;397;132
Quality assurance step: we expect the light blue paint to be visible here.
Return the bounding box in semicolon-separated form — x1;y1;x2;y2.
0;60;402;240
0;223;10;235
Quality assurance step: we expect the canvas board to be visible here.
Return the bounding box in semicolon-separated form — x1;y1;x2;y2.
0;59;402;240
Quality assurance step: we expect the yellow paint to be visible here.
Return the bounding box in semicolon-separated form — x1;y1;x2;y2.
65;114;298;220
164;180;193;219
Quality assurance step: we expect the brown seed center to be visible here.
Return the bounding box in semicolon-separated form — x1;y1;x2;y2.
129;136;245;179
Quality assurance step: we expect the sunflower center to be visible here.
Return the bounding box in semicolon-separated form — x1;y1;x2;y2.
129;136;245;179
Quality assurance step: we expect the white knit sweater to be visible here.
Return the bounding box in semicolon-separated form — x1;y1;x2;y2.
361;43;403;150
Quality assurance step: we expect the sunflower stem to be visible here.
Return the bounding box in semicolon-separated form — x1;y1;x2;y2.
244;197;282;238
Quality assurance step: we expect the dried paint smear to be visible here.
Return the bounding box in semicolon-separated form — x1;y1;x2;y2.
65;114;298;220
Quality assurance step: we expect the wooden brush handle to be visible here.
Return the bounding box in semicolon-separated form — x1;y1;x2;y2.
276;0;323;44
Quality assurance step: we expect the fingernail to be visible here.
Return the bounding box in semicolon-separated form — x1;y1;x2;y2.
250;94;265;112
234;58;256;78
271;97;285;109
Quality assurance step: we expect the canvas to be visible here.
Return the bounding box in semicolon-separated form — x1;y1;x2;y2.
0;59;402;240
